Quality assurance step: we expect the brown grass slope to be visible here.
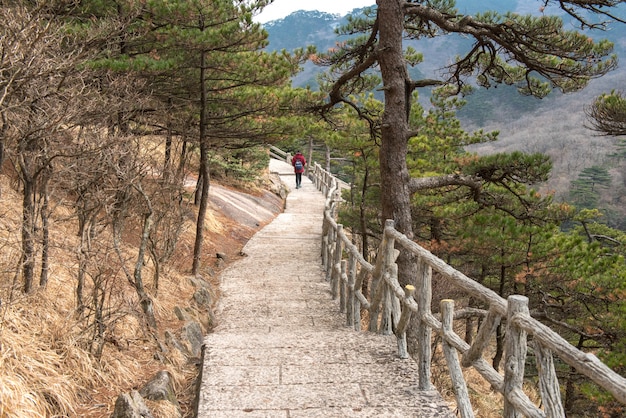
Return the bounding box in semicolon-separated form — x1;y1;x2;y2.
0;171;284;418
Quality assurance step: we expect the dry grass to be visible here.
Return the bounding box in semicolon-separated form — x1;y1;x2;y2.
0;173;265;417
429;318;544;418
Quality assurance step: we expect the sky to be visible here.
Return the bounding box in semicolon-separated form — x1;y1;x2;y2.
255;0;376;23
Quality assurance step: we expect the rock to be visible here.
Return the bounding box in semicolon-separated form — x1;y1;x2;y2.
182;321;204;358
193;286;217;330
110;390;153;418
173;306;192;322
203;308;216;331
192;287;212;309
189;275;212;290
139;371;180;409
268;173;288;198
164;330;187;355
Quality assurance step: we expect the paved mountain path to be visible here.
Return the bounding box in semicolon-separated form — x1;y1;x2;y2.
195;159;455;417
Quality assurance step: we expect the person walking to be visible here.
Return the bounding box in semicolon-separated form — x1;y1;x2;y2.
291;151;306;189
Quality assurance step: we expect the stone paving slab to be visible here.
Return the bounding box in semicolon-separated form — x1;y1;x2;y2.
196;160;454;417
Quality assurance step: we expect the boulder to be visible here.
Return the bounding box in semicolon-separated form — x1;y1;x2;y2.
173;306;193;322
110;390;153;418
182;321;204;358
164;330;187;355
139;371;180;409
192;287;212;309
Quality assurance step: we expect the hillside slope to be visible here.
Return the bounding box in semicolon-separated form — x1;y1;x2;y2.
0;171;285;417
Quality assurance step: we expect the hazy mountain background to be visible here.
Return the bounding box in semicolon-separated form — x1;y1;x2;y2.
261;1;626;211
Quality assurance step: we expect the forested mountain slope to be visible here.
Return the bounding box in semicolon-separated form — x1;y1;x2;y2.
262;2;626;205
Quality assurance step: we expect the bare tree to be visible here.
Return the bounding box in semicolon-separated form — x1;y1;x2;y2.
0;4;89;292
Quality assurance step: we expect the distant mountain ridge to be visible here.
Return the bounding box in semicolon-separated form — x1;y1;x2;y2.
263;3;626;87
263;10;344;52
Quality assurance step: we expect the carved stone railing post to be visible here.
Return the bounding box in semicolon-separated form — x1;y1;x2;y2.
324;225;335;282
353;269;366;331
441;299;474;418
394;284;415;359
322;169;330;195
390;265;402;337
314;163;320;190
340;260;347;313
368;243;387;332
321;216;330;272
416;257;433;390
383;221;399;336
462;308;501;368
330;224;344;299
346;254;357;327
369;220;397;333
532;339;565;417
380;280;393;335
504;295;529;418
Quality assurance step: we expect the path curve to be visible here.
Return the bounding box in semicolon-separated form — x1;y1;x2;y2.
196;159;454;417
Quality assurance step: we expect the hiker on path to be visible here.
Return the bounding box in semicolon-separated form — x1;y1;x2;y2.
291;151;306;189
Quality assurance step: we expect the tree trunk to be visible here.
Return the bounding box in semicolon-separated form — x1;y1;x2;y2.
377;0;415;275
76;246;86;316
192;47;210;276
19;158;36;293
39;176;50;288
377;0;420;355
565;335;586;412
493;257;507;370
194;171;203;206
134;209;157;329
164;98;174;179
359;165;369;263
192;141;210;276
149;244;160;294
306;136;313;177
325;144;331;172
177;138;188;181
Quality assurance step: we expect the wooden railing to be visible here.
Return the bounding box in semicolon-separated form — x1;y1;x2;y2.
269;145;292;164
310;162;626;418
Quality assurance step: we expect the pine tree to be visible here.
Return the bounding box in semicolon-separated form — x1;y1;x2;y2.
314;0;619;358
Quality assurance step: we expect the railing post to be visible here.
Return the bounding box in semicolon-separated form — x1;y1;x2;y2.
416;257;433;390
325;224;336;282
316;164;322;191
339;260;347;313
330;224;344;299
346;253;357;328
381;264;397;336
441;299;474;418
353;269;366;331
504;295;529;418
532;339;565;418
462;308;501;368
368;220;396;332
321;215;329;272
394;284;415;359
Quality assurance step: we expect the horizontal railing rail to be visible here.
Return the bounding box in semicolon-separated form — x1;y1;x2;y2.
310;162;626;418
269;145;291;163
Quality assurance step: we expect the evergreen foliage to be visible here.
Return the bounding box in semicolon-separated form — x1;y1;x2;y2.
312;0;626;413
